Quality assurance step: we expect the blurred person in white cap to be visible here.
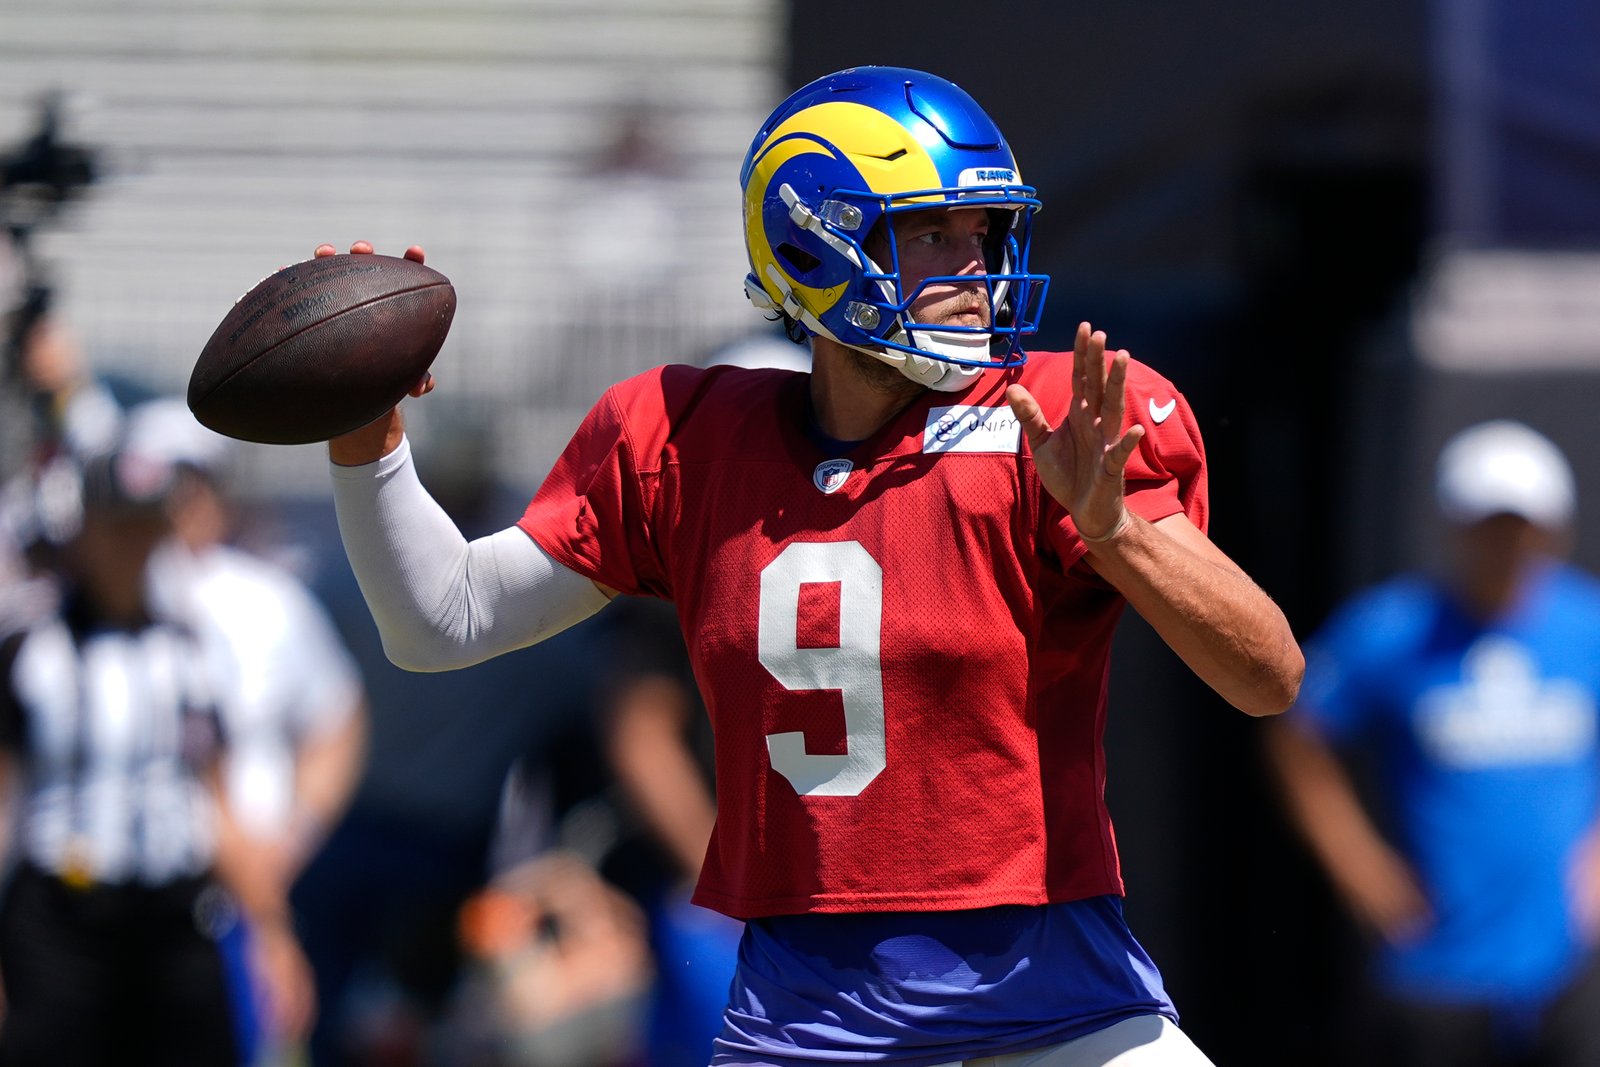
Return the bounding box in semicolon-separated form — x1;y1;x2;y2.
124;398;369;1065
1267;420;1600;1067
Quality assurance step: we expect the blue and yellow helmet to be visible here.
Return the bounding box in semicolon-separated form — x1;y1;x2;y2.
740;66;1049;390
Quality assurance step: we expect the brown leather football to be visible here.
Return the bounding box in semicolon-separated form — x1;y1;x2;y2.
187;254;455;445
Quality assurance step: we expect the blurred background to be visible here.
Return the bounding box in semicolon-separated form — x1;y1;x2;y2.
3;0;1599;1064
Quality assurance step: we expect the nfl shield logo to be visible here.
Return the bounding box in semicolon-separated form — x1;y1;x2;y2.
812;458;853;494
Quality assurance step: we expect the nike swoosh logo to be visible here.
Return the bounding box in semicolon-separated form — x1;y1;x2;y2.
1148;398;1176;424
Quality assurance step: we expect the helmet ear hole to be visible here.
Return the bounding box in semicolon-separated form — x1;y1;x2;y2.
777;242;821;275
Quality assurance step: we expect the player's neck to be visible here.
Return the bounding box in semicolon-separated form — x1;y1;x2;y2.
808;339;926;442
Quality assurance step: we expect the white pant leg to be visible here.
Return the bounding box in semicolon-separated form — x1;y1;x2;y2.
978;1016;1215;1067
713;1016;1214;1067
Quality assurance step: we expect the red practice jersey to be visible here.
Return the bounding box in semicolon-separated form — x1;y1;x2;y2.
519;352;1207;919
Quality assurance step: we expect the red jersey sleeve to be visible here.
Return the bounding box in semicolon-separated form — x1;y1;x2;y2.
517;372;671;598
1121;370;1207;532
1043;361;1209;565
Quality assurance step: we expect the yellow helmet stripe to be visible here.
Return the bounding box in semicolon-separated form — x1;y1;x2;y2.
745;102;943;320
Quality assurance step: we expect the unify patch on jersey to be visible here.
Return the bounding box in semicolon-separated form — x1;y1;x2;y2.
923;405;1022;454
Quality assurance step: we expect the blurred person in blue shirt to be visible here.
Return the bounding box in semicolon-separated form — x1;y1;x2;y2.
1268;420;1600;1067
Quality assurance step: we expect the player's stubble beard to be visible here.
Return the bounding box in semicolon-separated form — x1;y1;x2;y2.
847;288;990;399
846;348;929;401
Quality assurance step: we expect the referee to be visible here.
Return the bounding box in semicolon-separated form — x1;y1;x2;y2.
0;448;239;1066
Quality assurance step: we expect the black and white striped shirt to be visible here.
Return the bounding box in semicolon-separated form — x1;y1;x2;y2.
0;597;225;886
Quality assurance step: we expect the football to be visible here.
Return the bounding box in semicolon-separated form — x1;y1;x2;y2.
187;254;455;445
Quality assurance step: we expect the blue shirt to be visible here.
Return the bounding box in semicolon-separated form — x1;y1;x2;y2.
712;896;1175;1066
1297;562;1600;1004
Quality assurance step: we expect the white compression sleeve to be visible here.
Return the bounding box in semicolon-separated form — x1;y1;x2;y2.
329;436;611;672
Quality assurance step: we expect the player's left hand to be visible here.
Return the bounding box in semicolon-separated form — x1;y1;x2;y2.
1006;321;1143;544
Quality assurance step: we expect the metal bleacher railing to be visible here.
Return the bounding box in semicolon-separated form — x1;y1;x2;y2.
1;0;783;494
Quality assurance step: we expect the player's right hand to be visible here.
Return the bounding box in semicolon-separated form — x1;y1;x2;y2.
320;241;436;465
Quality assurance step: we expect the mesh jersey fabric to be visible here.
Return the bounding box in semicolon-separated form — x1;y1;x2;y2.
519;352;1206;918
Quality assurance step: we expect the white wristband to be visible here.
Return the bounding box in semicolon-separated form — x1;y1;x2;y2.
1078;509;1131;545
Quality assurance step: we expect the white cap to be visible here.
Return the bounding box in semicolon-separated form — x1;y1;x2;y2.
122;397;232;474
1435;420;1576;529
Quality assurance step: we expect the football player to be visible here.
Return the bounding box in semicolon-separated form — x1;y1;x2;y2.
321;67;1303;1067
